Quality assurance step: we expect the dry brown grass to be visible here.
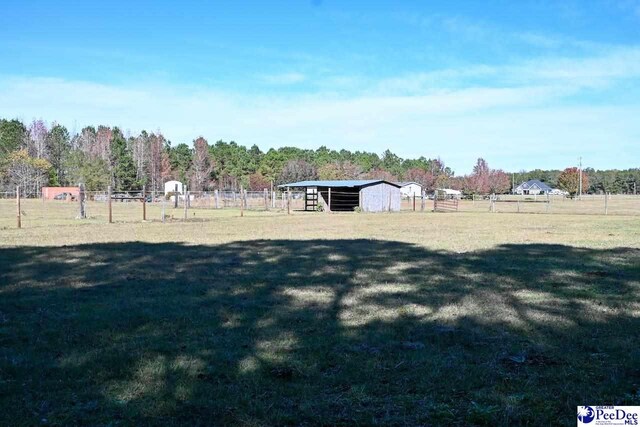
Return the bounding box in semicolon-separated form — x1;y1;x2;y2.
1;198;639;250
2;194;639;232
1;202;639;425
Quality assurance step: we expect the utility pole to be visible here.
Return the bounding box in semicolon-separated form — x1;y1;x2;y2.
578;156;583;200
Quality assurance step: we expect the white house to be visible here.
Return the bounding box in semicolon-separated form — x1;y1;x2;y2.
397;182;423;197
514;180;552;195
164;180;184;195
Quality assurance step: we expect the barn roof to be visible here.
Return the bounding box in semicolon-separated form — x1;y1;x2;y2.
278;179;401;188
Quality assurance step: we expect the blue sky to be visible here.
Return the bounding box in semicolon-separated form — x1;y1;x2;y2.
1;0;639;173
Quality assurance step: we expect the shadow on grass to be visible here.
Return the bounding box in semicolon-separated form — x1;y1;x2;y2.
1;240;639;425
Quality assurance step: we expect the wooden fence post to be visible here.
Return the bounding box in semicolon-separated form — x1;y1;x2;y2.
328;188;332;213
433;193;437;212
605;193;608;215
287;188;291;215
142;185;147;221
214;189;219;209
264;188;268;210
270;181;275;208
413;194;416;211
183;187;188;220
78;183;86;219
174;183;178;208
108;185;113;223
240;186;244;217
421;191;425;212
16;186;21;228
162;197;166;223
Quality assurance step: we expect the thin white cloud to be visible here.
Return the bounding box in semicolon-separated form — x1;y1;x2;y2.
1;45;639;173
364;46;640;95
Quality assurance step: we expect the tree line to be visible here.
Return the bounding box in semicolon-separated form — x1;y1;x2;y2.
1;117;637;196
511;168;638;195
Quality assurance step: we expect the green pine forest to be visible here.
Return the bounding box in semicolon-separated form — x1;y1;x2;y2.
1;118;638;196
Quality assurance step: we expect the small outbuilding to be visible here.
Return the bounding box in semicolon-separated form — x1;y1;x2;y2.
164;180;184;195
437;188;462;199
397;181;423;197
279;180;401;212
42;186;80;200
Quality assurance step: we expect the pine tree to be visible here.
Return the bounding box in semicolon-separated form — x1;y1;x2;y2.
46;124;70;185
110;128;137;190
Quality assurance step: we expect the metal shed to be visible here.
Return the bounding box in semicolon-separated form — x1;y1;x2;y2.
279;180;401;212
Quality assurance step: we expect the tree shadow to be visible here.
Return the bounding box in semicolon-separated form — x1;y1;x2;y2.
1;240;639;425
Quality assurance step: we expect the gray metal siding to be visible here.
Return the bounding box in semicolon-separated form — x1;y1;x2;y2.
359;183;401;212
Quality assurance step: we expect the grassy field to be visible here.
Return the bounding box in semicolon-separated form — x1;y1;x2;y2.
1;194;639;229
1;208;639;425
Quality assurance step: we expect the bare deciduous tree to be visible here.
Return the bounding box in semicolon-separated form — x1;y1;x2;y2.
6;149;52;196
149;132;165;193
190;137;213;190
26;119;48;159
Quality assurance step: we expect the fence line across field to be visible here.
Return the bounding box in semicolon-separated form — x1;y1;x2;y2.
467;192;628;216
3;186;309;229
2;187;640;229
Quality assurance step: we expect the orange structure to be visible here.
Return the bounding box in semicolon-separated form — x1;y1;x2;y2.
42;186;80;200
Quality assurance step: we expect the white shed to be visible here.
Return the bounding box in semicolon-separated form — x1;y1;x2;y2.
164;180;184;195
437;188;462;199
397;182;423;197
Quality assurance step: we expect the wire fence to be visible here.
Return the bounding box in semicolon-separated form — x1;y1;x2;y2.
1;188;639;229
458;194;640;216
398;193;640;215
0;189;307;229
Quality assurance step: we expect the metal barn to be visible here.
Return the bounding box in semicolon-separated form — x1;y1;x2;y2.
279;180;401;212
